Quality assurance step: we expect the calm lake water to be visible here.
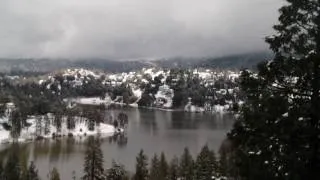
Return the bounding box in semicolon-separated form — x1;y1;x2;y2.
0;108;235;179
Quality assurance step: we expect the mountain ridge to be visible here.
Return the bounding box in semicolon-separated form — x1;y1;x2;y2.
0;51;272;73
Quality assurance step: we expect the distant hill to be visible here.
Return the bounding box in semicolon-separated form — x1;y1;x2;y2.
0;51;273;73
195;51;273;69
154;51;273;70
0;58;152;74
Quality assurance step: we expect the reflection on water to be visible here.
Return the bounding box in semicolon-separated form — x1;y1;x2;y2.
108;133;128;148
30;138;80;162
0;108;234;179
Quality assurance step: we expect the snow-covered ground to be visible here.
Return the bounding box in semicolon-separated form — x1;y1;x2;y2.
212;105;228;113
66;97;139;108
154;85;174;108
185;104;230;113
184;105;205;113
72;97;111;105
0;115;116;144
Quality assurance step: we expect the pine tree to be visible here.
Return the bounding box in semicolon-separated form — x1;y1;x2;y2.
66;113;75;130
106;161;128;180
72;170;77;180
95;109;104;126
118;113;128;128
229;0;320;179
87;110;96;131
44;114;50;135
54;113;62;134
149;154;160;180
194;145;218;180
179;148;194;180
10;111;22;140
25;161;40;180
218;151;228;178
82;136;105;180
88;118;95;131
19;107;28;128
0;103;5;117
49;167;60;180
35;115;42;136
168;156;179;180
133;150;148;180
159;152;168;179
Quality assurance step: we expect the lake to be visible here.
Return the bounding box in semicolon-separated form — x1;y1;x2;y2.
0;108;235;179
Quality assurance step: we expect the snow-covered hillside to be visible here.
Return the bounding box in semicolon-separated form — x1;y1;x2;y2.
33;67;242;112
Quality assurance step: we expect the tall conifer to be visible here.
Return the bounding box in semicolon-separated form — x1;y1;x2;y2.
229;0;320;179
133;150;148;180
82;136;105;180
179;148;194;180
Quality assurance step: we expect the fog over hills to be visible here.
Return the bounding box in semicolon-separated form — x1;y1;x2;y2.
0;51;272;73
0;0;280;73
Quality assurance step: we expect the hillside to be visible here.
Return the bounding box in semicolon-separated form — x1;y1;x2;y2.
0;51;272;73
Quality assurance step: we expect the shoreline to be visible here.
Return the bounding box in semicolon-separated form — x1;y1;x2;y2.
137;106;184;112
0;128;120;145
68;97;233;114
123;104;230;114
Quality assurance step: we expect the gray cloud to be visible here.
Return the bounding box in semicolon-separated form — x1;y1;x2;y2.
0;0;282;59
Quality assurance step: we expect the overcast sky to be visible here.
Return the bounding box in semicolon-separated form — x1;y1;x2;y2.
0;0;282;60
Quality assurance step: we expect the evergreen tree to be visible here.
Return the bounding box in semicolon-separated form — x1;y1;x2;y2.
133;150;148;180
72;171;77;180
118;113;128;128
168;156;179;180
0;103;5;117
10;110;22;140
35;115;42;136
218;151;228;178
54;113;62;134
44;114;50;135
106;161;128;180
87;110;96;131
88;118;95;131
25;161;40;180
159;152;168;179
82;136;105;180
194;145;218;180
149;154;160;180
49;167;61;180
95;109;104;126
179;148;194;180
229;0;320;179
66;112;75;130
19;106;28;128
